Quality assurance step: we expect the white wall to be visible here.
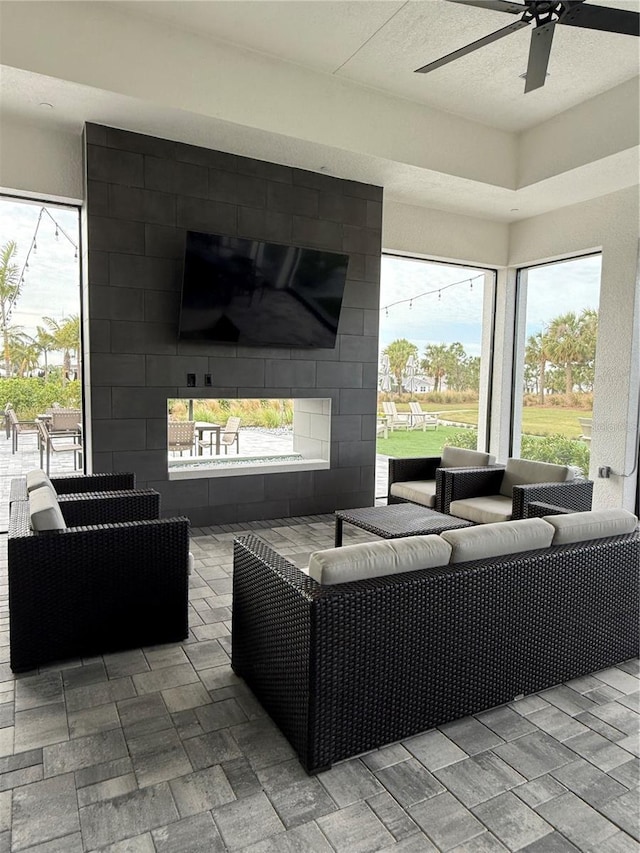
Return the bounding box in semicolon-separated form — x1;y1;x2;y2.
382;201;509;268
0;118;82;202
509;187;640;509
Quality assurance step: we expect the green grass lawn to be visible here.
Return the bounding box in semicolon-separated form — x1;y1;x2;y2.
377;426;471;457
387;403;590;438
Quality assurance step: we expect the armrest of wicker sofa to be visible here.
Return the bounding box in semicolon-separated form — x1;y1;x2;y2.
57;489;160;527
8;502;190;672
512;480;593;520
387;456;442;504
439;466;506;514
232;534;319;770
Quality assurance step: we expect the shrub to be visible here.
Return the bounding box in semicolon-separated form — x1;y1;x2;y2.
520;433;590;477
168;398;294;428
0;377;81;419
444;429;479;450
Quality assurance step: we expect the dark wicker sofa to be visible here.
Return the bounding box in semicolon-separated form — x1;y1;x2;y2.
232;527;639;774
8;484;190;672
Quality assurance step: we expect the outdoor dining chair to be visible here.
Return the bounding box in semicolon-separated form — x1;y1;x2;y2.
219;416;241;454
168;420;196;456
6;407;39;453
37;419;83;475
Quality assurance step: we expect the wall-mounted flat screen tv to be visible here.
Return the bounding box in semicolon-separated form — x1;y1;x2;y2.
178;231;350;348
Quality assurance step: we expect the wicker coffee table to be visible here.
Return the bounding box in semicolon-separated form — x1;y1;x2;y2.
334;503;473;546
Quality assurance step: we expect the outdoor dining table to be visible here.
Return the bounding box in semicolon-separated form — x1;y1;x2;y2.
195;421;222;455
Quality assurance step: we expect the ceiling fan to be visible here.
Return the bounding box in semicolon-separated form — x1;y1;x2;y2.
415;0;640;92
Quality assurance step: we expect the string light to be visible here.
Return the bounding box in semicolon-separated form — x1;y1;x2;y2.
2;206;79;333
380;272;484;315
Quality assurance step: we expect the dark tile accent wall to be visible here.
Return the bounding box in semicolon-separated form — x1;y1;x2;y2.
83;124;382;524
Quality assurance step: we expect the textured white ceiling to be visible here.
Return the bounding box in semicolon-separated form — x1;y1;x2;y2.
115;0;640;132
0;0;638;221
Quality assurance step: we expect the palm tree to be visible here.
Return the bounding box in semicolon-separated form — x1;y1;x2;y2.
11;337;40;377
0;241;21;377
546;312;585;395
45;314;80;382
2;325;30;377
422;343;449;392
383;339;418;391
34;325;55;380
525;331;549;405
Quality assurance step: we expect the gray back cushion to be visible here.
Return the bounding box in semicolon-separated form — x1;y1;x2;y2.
441;446;494;468
26;469;56;495
499;458;571;498
29;486;67;531
441;518;555;564
308;535;452;585
544;508;638;544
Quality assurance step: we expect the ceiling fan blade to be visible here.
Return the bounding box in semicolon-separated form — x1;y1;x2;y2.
559;2;639;36
445;0;526;14
524;20;555;92
415;19;529;73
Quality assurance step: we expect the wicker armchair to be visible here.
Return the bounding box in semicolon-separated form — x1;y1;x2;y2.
441;458;593;522
8;493;190;672
388;446;495;512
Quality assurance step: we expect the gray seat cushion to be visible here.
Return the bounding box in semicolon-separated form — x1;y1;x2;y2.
499;458;571;498
441;518;555;563
449;495;513;524
390;480;437;508
543;508;638;544
308;535;452;585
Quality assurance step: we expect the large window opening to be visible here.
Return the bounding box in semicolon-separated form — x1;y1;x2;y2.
513;253;601;476
166;397;331;479
377;255;495;495
0;196;82;526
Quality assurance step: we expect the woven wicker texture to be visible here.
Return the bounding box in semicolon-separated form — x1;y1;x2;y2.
57;490;161;527
8;501;189;672
524;501;577;518
232;530;640;774
10;473;137;504
512;481;593;518
335;504;473;544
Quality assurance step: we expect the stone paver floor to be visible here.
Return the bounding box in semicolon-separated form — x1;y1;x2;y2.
0;512;638;852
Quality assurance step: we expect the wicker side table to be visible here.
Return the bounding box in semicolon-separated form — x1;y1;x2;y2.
334;503;473;546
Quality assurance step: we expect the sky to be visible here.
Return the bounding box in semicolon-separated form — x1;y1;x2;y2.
379;253;602;364
0;198;80;346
